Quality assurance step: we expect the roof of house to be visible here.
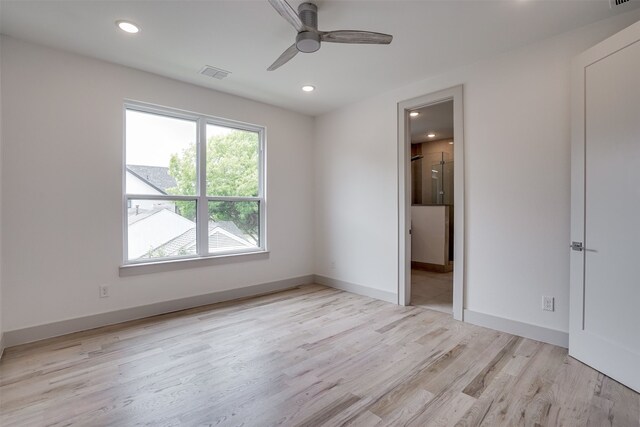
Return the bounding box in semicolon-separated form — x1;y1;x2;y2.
127;208;161;226
127;201;256;259
144;221;254;259
127;207;196;259
126;165;177;194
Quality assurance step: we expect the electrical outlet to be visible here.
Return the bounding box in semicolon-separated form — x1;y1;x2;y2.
542;296;554;312
99;285;110;298
330;261;336;270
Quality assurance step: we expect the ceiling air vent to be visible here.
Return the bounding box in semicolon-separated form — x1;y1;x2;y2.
200;65;231;80
609;0;631;7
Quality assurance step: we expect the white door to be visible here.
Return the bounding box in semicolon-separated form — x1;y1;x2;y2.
570;21;640;393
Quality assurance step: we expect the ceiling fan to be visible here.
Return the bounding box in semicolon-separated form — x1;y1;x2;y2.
266;0;393;71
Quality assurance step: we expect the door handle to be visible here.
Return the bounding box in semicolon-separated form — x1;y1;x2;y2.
570;241;597;252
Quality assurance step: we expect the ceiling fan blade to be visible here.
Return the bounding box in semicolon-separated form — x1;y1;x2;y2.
268;0;306;33
267;43;299;71
321;30;393;45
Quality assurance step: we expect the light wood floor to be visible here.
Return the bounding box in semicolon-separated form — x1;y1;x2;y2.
1;285;638;426
411;269;453;314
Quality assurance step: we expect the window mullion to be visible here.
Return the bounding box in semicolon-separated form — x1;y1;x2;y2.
206;196;261;202
125;194;197;201
197;117;208;256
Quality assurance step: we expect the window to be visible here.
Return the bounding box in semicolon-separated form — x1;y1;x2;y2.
124;103;265;264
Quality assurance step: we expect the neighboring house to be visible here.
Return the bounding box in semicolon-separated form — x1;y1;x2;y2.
126;165;254;259
127;207;195;259
126;164;177;194
147;220;256;259
128;207;255;259
126;165;177;212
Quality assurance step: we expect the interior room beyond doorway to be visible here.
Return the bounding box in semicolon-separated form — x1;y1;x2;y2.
409;100;454;314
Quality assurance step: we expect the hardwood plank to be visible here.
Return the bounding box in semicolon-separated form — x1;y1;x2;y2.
0;284;638;427
588;374;640;427
462;335;522;398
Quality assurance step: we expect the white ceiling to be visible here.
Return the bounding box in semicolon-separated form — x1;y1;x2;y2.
1;0;638;116
410;101;453;144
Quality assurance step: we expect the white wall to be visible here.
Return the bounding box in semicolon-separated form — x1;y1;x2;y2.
0;36;315;332
314;11;640;334
0;39;4;351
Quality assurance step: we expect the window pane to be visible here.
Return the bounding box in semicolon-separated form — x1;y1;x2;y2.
128;199;197;261
208;201;259;253
126;109;197;196
206;125;259;197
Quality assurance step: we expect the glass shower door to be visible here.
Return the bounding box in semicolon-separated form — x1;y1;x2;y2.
427;152;453;205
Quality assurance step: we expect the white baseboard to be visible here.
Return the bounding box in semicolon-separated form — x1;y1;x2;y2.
2;276;569;352
3;275;314;348
464;309;569;348
314;274;397;303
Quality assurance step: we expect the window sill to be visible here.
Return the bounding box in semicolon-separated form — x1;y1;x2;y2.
119;250;270;277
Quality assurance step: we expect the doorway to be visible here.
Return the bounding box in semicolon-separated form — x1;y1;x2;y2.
409;101;454;313
398;86;464;321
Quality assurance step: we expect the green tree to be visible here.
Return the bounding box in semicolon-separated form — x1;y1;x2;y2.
168;130;259;242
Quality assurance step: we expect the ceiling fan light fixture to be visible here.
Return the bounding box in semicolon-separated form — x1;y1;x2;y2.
302;85;315;92
296;31;321;53
116;20;140;34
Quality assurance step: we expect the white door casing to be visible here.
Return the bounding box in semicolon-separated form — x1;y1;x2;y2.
570;20;640;393
398;85;464;320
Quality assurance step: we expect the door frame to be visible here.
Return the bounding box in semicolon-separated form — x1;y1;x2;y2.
570;20;640;392
397;85;465;321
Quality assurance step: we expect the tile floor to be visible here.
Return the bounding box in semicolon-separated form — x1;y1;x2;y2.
411;269;453;314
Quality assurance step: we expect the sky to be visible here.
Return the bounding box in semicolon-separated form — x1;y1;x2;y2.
126;109;232;167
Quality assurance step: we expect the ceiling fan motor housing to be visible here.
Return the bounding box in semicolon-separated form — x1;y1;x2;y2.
296;2;320;53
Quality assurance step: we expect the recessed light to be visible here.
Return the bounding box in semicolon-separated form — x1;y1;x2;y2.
116;20;140;34
449;141;454;145
302;85;315;92
409;111;419;117
427;133;436;138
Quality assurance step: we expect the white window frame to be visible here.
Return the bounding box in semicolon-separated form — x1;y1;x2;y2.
122;101;267;267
